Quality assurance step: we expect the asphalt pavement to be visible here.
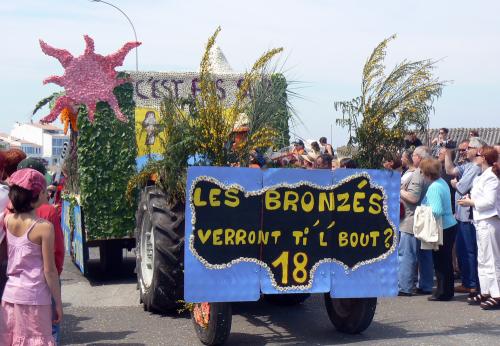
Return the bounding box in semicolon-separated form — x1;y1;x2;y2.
60;252;500;346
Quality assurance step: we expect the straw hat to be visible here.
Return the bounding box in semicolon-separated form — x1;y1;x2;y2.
301;152;319;164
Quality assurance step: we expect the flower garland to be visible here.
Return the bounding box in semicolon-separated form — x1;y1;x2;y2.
60;106;78;134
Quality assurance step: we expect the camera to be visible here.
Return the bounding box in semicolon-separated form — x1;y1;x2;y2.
444;140;456;149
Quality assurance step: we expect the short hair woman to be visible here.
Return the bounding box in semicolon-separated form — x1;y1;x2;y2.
420;158;458;301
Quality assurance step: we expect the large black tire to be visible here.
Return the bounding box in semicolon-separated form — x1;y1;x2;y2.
263;293;311;306
136;185;185;312
192;303;232;346
324;295;377;334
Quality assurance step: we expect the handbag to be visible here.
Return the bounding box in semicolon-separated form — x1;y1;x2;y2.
413;205;443;250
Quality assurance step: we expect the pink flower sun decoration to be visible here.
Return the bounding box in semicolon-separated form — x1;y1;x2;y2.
39;35;141;123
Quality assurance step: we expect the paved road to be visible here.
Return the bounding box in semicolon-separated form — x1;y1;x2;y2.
60;253;500;346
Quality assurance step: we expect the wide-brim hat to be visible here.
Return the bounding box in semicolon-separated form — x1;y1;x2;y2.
301;152;319;163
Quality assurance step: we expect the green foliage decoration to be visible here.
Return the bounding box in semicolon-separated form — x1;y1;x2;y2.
63;128;80;195
128;27;295;204
77;79;137;240
32;92;64;115
247;73;292;149
335;34;447;168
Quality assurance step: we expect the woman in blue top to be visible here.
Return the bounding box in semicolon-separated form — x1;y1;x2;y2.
420;158;458;301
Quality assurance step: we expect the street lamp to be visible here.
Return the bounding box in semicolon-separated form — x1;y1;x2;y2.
90;0;139;71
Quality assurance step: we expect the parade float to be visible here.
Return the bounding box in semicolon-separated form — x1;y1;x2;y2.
36;29;400;345
130;29;399;345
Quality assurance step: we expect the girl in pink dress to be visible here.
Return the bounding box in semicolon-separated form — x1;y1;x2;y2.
0;168;62;345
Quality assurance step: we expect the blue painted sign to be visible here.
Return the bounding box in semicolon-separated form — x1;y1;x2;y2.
73;205;88;274
61;200;72;257
184;167;400;303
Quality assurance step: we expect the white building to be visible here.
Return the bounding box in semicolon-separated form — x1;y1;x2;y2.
10;122;68;166
0;132;43;157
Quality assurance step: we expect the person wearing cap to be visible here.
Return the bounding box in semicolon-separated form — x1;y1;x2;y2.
16;158;64;276
292;140;305;154
0;168;61;345
444;137;485;295
18;158;65;343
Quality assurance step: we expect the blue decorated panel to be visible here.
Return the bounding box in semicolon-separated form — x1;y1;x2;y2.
184;167;399;302
329;169;399;297
260;168;333;294
61;200;72;257
184;166;263;303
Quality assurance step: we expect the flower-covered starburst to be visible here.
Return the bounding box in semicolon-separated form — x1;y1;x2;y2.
39;35;141;123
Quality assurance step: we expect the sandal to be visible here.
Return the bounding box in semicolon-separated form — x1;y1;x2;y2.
480;297;500;310
467;293;489;305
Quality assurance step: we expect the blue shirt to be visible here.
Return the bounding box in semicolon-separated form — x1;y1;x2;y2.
422;178;458;229
455;162;481;222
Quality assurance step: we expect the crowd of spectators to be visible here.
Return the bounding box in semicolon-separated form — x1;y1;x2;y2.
395;129;500;310
280;128;500;310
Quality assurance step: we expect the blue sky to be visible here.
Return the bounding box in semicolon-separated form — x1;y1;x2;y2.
1;0;499;147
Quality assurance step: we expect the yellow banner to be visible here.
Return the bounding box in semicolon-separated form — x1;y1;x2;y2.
135;107;164;156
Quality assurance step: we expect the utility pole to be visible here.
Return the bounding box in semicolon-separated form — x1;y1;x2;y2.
90;0;139;71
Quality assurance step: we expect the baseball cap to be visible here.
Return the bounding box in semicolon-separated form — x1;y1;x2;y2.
9;168;47;196
17;157;47;176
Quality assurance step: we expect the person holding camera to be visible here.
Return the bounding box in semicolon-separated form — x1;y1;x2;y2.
431;128;456;158
444;137;485;295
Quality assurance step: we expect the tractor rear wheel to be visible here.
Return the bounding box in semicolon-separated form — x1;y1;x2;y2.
324;295;377;334
136;186;185;312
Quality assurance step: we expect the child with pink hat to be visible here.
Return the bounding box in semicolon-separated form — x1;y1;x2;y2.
0;168;62;345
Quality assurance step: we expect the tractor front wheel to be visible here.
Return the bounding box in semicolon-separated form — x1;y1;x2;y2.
191;302;232;346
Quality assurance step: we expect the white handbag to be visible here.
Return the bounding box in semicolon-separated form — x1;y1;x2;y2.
413;205;443;250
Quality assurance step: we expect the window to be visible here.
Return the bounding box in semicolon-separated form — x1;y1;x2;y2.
52;137;68;157
52;138;67;147
22;146;38;155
